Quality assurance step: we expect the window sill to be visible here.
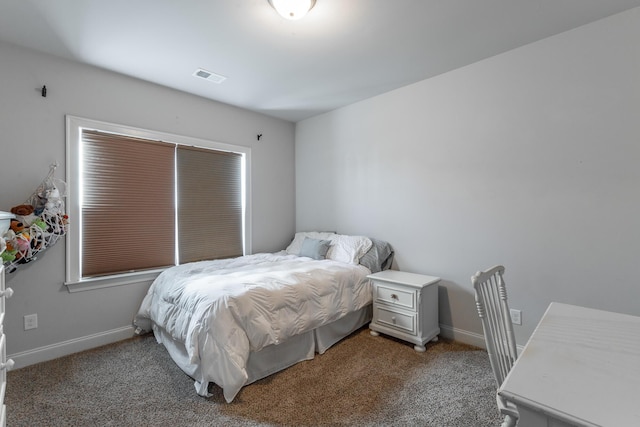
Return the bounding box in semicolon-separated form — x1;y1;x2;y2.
64;269;165;293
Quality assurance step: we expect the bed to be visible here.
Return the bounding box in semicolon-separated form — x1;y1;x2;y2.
133;232;393;402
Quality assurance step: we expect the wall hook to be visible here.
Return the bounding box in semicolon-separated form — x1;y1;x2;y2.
41;85;47;97
257;134;263;141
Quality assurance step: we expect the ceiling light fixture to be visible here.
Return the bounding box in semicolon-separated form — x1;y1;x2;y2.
268;0;316;20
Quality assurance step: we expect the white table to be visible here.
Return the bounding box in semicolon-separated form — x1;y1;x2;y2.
498;302;640;427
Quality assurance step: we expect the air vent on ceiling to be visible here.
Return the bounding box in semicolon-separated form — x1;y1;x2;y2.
193;68;227;84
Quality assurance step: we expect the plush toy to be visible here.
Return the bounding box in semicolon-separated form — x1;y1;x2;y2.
2;239;17;263
11;204;37;227
44;185;64;215
10;219;24;234
1;249;16;263
29;224;46;250
32;218;47;231
10;204;34;216
31;194;47;216
15;235;29;251
13;235;30;260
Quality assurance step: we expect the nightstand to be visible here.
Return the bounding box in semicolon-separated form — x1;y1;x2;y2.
368;270;440;352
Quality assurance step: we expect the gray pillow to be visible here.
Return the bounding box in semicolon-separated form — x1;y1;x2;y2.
359;238;394;273
299;237;331;260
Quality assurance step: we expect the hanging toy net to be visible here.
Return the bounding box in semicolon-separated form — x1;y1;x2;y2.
1;163;69;273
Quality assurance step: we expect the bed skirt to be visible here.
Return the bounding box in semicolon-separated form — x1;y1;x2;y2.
152;304;372;397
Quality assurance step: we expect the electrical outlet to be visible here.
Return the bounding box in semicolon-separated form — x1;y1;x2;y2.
24;313;38;330
510;309;522;325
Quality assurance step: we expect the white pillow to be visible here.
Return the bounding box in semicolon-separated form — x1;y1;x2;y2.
325;235;372;265
286;231;336;255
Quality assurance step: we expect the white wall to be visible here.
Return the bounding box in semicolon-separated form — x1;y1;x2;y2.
295;8;640;346
0;41;295;364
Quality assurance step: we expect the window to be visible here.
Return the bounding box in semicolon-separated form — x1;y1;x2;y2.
65;116;251;292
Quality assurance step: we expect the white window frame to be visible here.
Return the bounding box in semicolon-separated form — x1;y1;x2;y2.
65;115;252;292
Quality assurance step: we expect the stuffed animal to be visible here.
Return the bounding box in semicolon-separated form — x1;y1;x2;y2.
32;218;47;231
2;239;17;263
44;185;64;215
10;204;34;216
11;204;37;226
10;219;24;233
13;234;30;260
0;249;16;263
15;234;29;250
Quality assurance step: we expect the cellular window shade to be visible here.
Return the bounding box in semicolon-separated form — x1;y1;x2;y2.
81;130;176;277
177;146;243;264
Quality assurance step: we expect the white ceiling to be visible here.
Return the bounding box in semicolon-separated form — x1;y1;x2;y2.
1;0;639;122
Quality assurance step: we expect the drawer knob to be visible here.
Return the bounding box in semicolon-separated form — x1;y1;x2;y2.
0;359;14;371
390;293;398;300
0;288;13;298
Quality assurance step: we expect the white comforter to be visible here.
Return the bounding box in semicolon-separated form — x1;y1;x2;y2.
134;252;371;402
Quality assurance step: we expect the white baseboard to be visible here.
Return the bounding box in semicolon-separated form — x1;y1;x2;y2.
439;324;487;349
7;323;518;370
439;324;525;354
8;325;136;369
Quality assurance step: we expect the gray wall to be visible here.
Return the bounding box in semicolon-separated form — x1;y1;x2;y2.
0;41;295;363
295;8;640;346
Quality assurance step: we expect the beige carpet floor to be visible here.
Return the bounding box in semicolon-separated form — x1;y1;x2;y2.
6;327;502;426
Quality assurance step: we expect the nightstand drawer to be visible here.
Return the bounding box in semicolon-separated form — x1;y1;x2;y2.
374;306;417;335
374;284;416;311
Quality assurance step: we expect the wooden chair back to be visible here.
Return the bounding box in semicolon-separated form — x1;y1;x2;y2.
471;265;518;387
